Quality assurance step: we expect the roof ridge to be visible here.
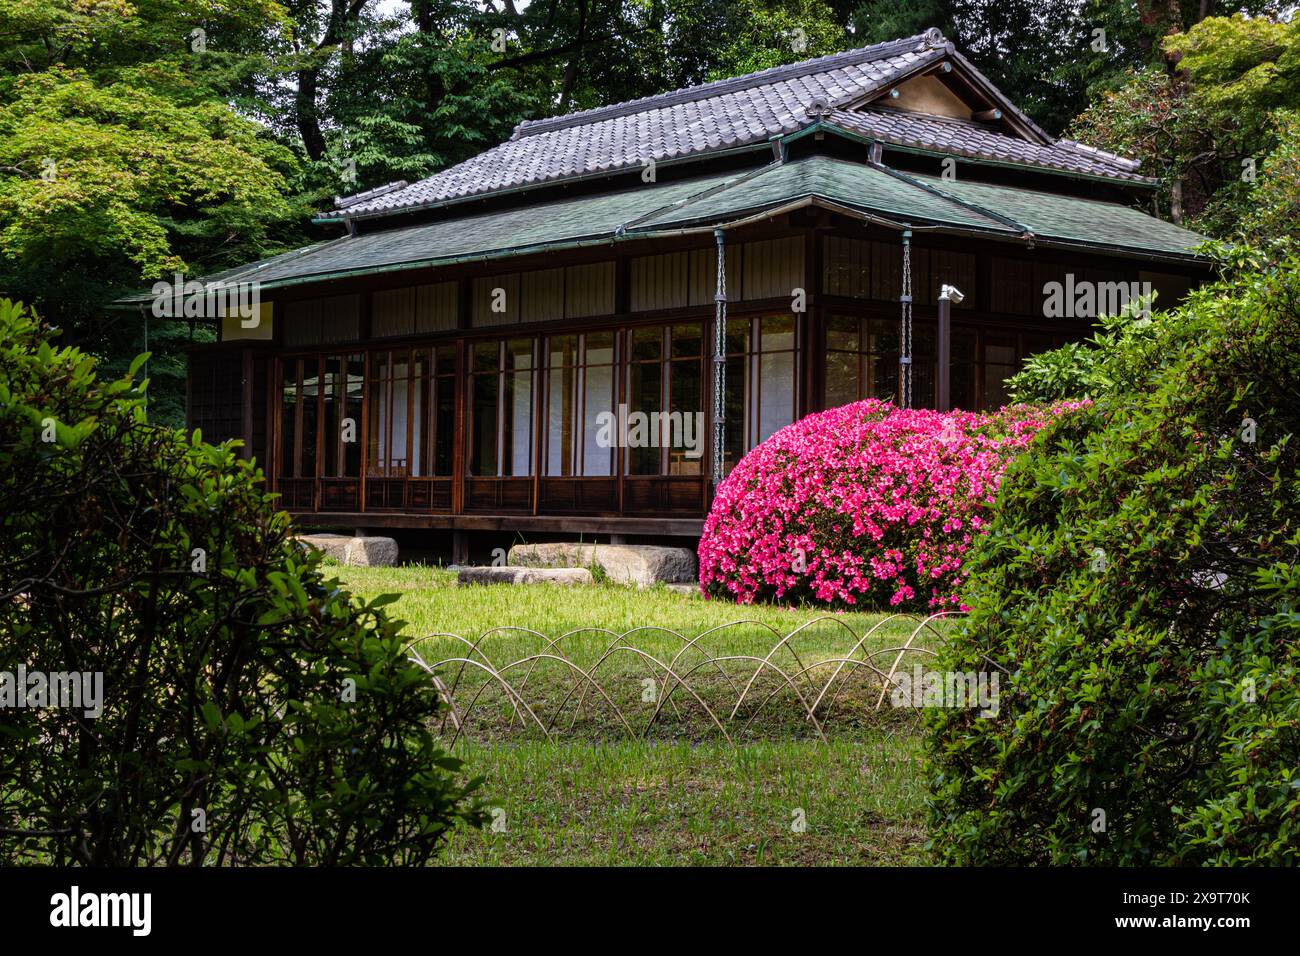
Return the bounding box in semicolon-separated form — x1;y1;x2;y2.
1055;138;1142;171
511;30;942;139
334;179;409;209
872;162;1031;234
823;107;1151;183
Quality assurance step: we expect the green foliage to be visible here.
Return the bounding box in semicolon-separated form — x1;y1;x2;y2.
0;299;484;865
1006;295;1163;403
313;19;542;191
0;66;296;277
0;0;306;427
1239;111;1300;251
703;0;849;80
927;257;1300;865
1070;14;1300;232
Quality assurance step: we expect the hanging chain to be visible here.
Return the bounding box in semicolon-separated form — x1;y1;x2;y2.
900;229;913;409
712;228;728;485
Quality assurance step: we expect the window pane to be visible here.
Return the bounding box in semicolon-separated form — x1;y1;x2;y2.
1023;333;1052;358
725;319;749;356
761;314;795;351
434;375;455;476
547;361;577;476
868;318;899;354
473;341;499;372
300;361;318;478
343;354;364;477
548;335;578;368
632;327;662;361
323;356;340;477
759;351;795;440
723;355;746;471
668;358;703;475
627;359;662;474
586;330;615;359
471;365;499;476
827;314;858;351
867;319;899;403
913;359;936;409
366;354;387;477
987;344;1017;365
671;323;703;358
583;362;615;476
869;355;898;403
388;354;410;476
983;334;1017;410
984;364;1015;410
504;341;533;476
280;361;299;478
412;350;431;477
824;351;859;407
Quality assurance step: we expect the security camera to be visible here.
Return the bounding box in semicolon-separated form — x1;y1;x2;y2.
939;284;965;304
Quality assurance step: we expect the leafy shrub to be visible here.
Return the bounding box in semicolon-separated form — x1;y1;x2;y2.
0;300;484;865
1007;294;1161;404
927;257;1300;865
699;400;1082;610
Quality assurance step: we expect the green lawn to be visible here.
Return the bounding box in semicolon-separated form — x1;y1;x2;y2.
330;563;937;865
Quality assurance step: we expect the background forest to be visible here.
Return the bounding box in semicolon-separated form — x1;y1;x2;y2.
1;0;1297;424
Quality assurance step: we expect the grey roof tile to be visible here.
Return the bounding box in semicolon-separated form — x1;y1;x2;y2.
319;35;950;220
312;30;1151;222
828;107;1149;183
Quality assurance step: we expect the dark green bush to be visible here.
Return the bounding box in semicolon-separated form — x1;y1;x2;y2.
928;252;1300;865
0;299;484;865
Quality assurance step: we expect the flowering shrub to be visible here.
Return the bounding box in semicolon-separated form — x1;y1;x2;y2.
699;399;1084;609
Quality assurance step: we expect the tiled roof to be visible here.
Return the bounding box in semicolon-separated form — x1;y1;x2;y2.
827;107;1150;183
318;30;1151;223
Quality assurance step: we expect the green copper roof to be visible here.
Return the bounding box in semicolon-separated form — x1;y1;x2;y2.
115;155;1206;303
636;156;1012;232
907;174;1206;255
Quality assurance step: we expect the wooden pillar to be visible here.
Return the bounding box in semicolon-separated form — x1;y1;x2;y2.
937;295;951;413
937;284;963;413
240;349;254;461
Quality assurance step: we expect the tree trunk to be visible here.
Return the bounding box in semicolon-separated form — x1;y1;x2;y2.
296;68;328;161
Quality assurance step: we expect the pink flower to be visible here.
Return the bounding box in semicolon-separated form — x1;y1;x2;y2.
698;399;1087;608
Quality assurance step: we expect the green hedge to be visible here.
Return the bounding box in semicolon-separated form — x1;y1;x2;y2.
0;299;483;865
928;252;1300;865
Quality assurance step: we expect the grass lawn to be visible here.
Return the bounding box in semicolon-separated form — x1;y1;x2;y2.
330;564;938;865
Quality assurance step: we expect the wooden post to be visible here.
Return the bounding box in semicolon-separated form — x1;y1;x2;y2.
937;284;963;412
240;349;254;460
452;529;469;566
937;295;951;413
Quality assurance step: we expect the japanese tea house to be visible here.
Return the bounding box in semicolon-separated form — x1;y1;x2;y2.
131;29;1210;558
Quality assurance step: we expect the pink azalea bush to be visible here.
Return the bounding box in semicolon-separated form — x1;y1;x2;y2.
699;399;1087;609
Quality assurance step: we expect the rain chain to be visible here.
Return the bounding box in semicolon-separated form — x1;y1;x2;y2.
899;228;914;409
712;228;728;485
